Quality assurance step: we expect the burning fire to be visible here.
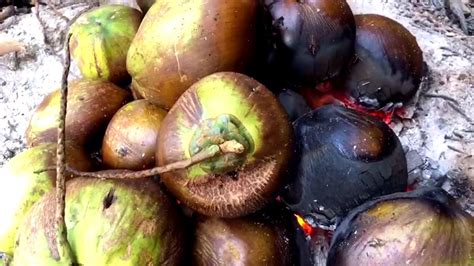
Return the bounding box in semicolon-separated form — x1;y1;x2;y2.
294;214;314;236
300;82;395;124
406;184;415;192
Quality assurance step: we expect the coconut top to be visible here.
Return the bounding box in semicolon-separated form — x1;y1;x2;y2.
157;72;293;217
295;104;398;162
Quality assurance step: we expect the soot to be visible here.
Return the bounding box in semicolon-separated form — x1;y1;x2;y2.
256;0;356;88
284;104;408;226
343;15;424;109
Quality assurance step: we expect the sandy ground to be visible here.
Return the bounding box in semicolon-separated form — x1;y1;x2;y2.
0;4;84;164
0;0;473;213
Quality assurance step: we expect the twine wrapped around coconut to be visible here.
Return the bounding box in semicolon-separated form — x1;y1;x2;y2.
53;32;246;265
54;32;74;264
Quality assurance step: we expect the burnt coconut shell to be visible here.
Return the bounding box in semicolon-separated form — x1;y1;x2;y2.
278;89;312;122
343;14;424;109
157;72;293;218
284;104;407;226
258;0;356;87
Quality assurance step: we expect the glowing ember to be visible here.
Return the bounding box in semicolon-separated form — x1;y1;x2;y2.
294;214;314;236
300;85;395;124
315;81;333;93
338;97;394;124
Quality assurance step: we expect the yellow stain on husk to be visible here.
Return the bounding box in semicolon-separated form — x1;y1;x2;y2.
365;200;400;218
12;227;66;265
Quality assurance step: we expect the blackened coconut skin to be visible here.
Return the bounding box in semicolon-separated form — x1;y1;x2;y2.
284;104;407;226
258;0;356;87
278;89;311;122
344;14;424;109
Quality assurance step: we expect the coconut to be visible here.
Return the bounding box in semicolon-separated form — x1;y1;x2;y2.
328;188;473;265
13;178;185;265
0;142;91;256
69;5;143;84
25;79;131;148
102;99;167;170
126;0;258;109
157;72;293;217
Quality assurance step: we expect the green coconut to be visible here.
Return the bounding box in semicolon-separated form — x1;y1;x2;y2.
70;5;143;84
13;178;185;265
25;79;131;148
0;142;92;257
126;0;258;109
157;72;293;217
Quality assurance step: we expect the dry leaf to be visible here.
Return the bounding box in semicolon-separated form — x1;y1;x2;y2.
0;40;25;56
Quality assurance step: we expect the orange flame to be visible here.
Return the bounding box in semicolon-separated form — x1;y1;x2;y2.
294;214;314;236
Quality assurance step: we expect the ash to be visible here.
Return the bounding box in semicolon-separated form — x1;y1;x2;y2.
0;0;472;215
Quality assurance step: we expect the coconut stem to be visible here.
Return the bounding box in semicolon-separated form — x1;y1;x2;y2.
64;140;245;179
54;32;74;264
